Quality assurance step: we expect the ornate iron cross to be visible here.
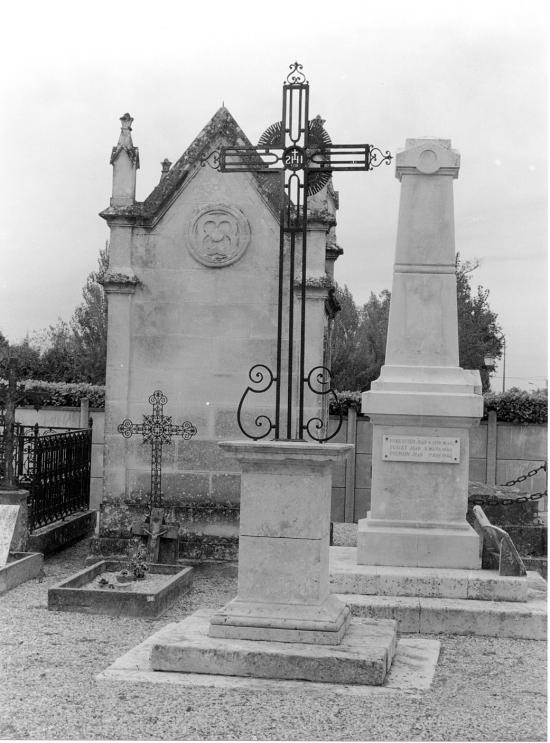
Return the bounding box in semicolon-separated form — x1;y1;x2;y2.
204;62;391;442
118;390;197;507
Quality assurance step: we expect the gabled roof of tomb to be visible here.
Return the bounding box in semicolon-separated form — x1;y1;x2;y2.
100;107;281;225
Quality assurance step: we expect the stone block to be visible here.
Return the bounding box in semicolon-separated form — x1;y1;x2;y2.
343;594;422;633
466;572;527;602
0;552;43;595
239;469;331;539
151;610;398;685
330;488;345;523
469;423;487;458
355;453;372;488
356;419;373;453
175;440;239;472
210;473;241;503
354;488;371;519
358;522;481;569
236;535;328;604
0;490;28;554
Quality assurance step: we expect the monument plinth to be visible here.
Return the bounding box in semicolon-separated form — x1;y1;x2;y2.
358;138;483;569
209;441;353;644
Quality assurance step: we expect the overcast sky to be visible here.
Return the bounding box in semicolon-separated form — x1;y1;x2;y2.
0;0;547;391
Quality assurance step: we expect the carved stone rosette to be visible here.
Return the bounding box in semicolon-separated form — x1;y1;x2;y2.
186;204;251;268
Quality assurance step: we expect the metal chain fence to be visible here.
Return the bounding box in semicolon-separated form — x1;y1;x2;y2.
468;462;547;508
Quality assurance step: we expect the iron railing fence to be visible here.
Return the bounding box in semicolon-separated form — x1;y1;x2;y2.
0;422;92;531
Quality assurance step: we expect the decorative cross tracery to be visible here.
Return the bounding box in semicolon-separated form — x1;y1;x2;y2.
118;390;197;507
203;61;392;442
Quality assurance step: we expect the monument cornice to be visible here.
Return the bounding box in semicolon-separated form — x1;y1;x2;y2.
396;165;459;180
100;271;141;294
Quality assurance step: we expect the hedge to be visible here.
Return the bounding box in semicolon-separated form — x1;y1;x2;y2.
0;379;105;409
3;381;547;424
330;387;547;424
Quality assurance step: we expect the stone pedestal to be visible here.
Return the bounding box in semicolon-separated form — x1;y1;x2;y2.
209;441;354;644
358;139;482;570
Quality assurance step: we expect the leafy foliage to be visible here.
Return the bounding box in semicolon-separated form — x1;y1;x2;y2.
456;255;503;392
484;388;548;424
0;379;105;409
330;387;547;424
0;247;108;385
330;255;503;394
330;287;390;392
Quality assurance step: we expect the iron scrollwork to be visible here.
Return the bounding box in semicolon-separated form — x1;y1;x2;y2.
286;61;307;85
303;366;343;443
201;150;221;170
368;146;393;169
237;365;276;441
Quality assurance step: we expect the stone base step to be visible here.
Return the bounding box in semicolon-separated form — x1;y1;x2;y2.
150;609;399;686
330;546;528;602
336;572;547;640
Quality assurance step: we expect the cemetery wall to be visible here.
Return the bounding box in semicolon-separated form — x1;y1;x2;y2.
15;405;545;537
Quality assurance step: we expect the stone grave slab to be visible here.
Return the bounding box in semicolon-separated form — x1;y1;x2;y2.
151;609;398;686
48;560;193;618
0;505;20;565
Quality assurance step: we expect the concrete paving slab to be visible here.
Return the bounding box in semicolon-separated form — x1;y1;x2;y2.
330;546;528;602
97;618;440;695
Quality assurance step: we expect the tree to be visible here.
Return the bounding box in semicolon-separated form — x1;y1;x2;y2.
70;245;108;384
0;335;42;379
354;290;391;391
33;245;109;384
330;255;502;393
330;285;360;390
38;320;79;382
455;254;503;392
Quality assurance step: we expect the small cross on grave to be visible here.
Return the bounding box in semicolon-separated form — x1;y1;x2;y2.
118;390;197;564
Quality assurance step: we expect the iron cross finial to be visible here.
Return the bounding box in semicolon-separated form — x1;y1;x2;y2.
286;61;306;85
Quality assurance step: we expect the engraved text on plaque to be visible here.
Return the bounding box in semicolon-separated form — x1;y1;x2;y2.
382;435;460;463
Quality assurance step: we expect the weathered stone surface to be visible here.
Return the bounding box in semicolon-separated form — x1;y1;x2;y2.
0;505;20;565
98;104;340;554
0;489;28;554
27;511;96;556
340;571;547;640
330;546;528;602
0;552;43;595
359;139;482;570
48;561;193;618
210;441;353;644
151;610;398;685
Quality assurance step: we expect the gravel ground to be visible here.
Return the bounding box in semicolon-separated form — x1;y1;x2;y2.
0;531;547;742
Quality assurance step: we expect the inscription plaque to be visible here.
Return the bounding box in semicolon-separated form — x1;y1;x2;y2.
383;435;460;464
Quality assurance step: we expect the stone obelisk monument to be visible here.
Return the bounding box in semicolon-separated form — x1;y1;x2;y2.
358;138;482;569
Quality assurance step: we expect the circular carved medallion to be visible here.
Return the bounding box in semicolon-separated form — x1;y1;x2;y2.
186;205;251;267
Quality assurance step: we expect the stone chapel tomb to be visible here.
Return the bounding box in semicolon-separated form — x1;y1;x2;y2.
97;110;342;558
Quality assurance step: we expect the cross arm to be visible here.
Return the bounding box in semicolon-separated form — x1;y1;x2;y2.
118;419;143;438
219;146;284;173
309;144;392;171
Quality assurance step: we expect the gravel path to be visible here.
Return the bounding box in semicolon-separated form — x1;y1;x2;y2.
0;533;546;742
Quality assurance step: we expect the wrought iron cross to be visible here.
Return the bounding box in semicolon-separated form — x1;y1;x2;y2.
204;62;391;442
118;390;197;508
